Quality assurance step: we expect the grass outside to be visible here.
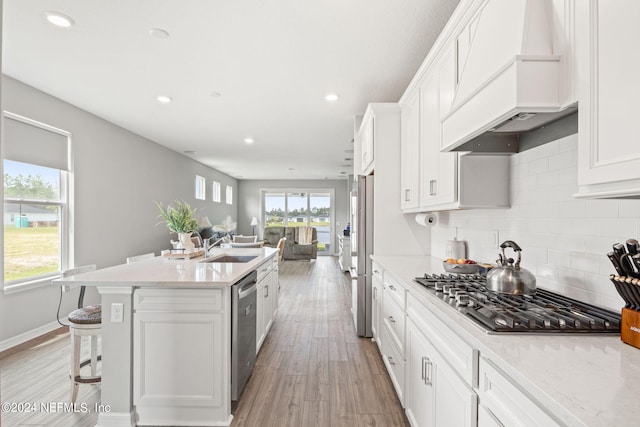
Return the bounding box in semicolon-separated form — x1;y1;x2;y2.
4;226;59;282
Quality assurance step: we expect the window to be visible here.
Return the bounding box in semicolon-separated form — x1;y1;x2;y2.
226;185;233;205
262;190;334;255
212;181;221;203
3;112;71;291
195;175;206;200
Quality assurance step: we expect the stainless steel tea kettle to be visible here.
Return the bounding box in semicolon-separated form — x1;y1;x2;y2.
486;240;537;295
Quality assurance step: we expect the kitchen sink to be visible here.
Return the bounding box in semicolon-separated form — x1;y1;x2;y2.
201;255;258;263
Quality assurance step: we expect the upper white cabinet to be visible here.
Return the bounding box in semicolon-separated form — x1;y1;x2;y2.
399;44;510;213
575;0;640;198
359;111;375;175
400;90;421;210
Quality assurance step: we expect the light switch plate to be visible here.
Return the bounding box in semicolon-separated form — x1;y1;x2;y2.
111;303;124;323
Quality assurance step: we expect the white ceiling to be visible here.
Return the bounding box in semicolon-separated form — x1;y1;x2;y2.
2;0;459;180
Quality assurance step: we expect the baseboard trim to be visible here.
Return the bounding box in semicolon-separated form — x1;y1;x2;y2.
0;319;68;354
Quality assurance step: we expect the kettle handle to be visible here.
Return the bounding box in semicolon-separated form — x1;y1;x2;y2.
500;240;522;268
500;240;522;251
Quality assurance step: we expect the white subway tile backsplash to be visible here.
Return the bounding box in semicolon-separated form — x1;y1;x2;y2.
432;136;640;311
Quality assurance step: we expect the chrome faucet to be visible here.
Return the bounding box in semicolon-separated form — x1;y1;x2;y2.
203;236;225;258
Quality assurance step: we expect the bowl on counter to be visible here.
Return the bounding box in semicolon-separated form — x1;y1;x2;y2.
442;261;479;274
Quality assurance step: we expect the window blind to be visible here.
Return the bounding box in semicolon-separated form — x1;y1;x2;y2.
3;115;70;171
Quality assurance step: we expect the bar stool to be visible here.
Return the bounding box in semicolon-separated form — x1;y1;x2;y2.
64;265;100;403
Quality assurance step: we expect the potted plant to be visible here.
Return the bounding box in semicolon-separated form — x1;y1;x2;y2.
156;200;199;252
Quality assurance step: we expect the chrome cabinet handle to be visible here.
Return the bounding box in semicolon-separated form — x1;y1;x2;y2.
388;316;396;323
429;179;437;196
389;285;396;291
423;357;433;386
388;356;396;366
265;285;269;298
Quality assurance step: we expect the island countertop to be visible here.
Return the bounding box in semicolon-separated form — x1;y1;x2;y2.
55;247;279;288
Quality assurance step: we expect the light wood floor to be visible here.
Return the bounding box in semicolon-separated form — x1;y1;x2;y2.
0;256;408;426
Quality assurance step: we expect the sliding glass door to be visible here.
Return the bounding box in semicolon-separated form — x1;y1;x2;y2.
262;190;334;255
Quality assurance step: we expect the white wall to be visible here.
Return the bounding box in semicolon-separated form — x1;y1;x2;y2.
431;133;636;311
0;76;238;345
238;179;349;253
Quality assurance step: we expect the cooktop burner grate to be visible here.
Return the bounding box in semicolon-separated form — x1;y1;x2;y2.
414;273;621;334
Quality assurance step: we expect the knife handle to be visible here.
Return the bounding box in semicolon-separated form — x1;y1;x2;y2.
608;252;626;275
626;239;639;255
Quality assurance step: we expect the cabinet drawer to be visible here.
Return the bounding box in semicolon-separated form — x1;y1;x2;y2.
383;273;405;310
479;357;561;427
257;260;274;282
382;291;406;356
381;322;405;406
134;288;224;312
406;292;477;387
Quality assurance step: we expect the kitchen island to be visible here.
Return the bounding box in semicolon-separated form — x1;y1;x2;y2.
55;247;279;427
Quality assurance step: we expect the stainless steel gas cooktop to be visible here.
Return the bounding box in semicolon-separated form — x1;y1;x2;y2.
414;273;621;334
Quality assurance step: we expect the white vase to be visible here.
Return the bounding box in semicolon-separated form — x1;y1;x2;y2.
178;232;195;253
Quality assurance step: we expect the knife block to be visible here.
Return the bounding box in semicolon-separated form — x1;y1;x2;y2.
621;308;640;349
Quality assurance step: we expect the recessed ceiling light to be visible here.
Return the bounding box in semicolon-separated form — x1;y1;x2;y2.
288;168;294;171
209;91;223;98
45;11;74;28
157;95;172;104
244;138;254;144
325;93;339;102
149;28;170;39
183;150;196;155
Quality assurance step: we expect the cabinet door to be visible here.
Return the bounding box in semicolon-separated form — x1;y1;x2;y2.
577;0;640;197
360;113;375;175
401;90;421;211
263;275;274;335
134;311;224;408
372;274;382;348
256;281;266;353
406;319;435;427
432;348;478;427
420;67;457;208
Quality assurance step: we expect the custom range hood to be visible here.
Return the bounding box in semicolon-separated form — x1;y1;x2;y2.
441;0;576;154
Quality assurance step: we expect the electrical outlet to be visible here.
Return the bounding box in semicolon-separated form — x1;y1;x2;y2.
490;230;499;249
111;303;124;323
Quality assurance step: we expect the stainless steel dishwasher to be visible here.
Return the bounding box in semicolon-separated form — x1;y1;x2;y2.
231;270;258;401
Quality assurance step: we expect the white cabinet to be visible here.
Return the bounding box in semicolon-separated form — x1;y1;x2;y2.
478;357;561;427
405;292;478;427
359;109;375;175
399;41;510;214
406;317;478;427
256;257;278;353
400;90;421;210
420;62;458;209
133;288;230;425
380;272;407;405
575;0;640;198
371;262;383;350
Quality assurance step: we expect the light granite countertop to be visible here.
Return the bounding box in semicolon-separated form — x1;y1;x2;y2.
371;254;640;427
55;247;278;288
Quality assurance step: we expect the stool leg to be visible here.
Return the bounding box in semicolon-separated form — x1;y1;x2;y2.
70;330;80;403
90;335;98;377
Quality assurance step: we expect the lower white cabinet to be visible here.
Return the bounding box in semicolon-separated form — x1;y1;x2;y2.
478;358;561;427
133;288;230;426
406;317;477;427
256;258;278;353
371;263;383;350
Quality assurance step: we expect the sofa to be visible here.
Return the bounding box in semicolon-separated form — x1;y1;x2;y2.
263;226;318;261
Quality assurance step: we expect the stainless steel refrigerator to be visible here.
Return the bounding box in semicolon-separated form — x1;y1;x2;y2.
352;174;373;337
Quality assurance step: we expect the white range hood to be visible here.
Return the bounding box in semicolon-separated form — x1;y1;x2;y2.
441;0;575;153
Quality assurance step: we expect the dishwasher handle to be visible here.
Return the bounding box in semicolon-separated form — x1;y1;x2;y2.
238;279;258;299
